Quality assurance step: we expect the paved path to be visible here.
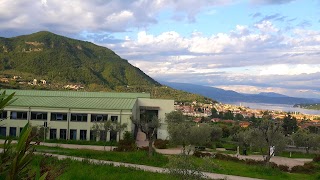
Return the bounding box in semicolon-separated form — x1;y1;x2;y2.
38;152;262;180
234;155;312;168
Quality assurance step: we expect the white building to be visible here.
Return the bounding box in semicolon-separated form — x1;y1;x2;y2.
0;89;174;141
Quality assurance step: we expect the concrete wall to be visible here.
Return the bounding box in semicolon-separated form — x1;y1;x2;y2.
137;98;174;140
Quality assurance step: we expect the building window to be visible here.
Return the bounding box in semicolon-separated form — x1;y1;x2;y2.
0;127;6;137
60;129;67;140
9;127;16;137
0;111;7;119
91;114;108;122
111;116;118;122
80;130;87;140
31;112;47;120
110;130;117;141
71;113;87;122
11;111;28;120
50;129;57;139
51;113;67;121
70;129;77;140
90;130;97;141
20;128;23;133
100;131;106;141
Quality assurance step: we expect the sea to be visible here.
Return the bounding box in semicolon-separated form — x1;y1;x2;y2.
229;102;320;115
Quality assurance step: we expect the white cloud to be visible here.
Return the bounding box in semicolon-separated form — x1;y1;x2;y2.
259;64;320;75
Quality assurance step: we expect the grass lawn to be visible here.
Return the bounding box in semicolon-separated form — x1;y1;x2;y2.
203;158;319;180
2;143;319;180
28;155;178;180
34;145;320;180
35;145;169;167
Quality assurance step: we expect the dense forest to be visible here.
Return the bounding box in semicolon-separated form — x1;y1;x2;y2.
0;31;213;103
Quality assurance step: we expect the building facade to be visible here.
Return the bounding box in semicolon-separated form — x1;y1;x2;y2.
0;89;174;141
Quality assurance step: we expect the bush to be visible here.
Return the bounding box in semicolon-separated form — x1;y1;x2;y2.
137;146;149;152
214;153;242;162
154;139;169;149
277;165;289;172
291;163;317;174
114;132;136;152
312;155;320;163
193;151;212;158
215;142;224;148
167;155;207;180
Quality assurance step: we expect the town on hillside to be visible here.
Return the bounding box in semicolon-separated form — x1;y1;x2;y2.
175;101;320;129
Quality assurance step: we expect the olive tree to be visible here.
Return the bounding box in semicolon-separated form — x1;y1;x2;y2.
133;116;160;157
166;111;211;154
292;129;320;154
249;119;287;164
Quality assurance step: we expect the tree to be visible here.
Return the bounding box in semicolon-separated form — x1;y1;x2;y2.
189;123;212;146
233;129;252;150
210;108;219;118
282;114;298;135
91;120;127;150
249;120;287;164
165;110;185;124
166;111;212;154
133;116;160;157
0;123;48;179
222;110;234;120
0;90;15;124
167;121;192;154
210;125;223;142
292;129;320;154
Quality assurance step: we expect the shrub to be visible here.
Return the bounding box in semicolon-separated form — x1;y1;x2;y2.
114;132;136;152
312;155;320;163
154;139;169;149
291;163;317;174
277;165;289;172
215;142;224;148
214;153;242;162
166;155;207;180
137;146;149;152
193;151;212;158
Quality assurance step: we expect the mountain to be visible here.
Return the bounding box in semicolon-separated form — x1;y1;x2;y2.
161;81;320;105
0;31;212;103
258;92;289;98
0;31;159;88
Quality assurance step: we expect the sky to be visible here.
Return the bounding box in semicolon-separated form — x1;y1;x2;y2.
1;0;320;99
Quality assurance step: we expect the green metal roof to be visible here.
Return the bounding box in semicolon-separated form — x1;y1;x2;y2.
2;89;147;110
2;89;150;98
9;96;136;110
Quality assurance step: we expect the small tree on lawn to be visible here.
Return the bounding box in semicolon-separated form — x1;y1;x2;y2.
292;129;320;154
91;120;127;150
249;119;287;165
109;121;127;150
166;111;212;155
133;116;160;157
189;123;212;147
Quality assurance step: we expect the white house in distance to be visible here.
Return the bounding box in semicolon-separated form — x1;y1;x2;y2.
0;89;174;141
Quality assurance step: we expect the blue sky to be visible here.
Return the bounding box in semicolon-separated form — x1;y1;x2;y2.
1;0;320;99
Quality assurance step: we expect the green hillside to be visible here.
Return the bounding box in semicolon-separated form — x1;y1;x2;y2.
0;31;213;103
0;31;158;87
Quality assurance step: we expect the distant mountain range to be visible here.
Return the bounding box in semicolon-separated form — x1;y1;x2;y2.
161;81;320;105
